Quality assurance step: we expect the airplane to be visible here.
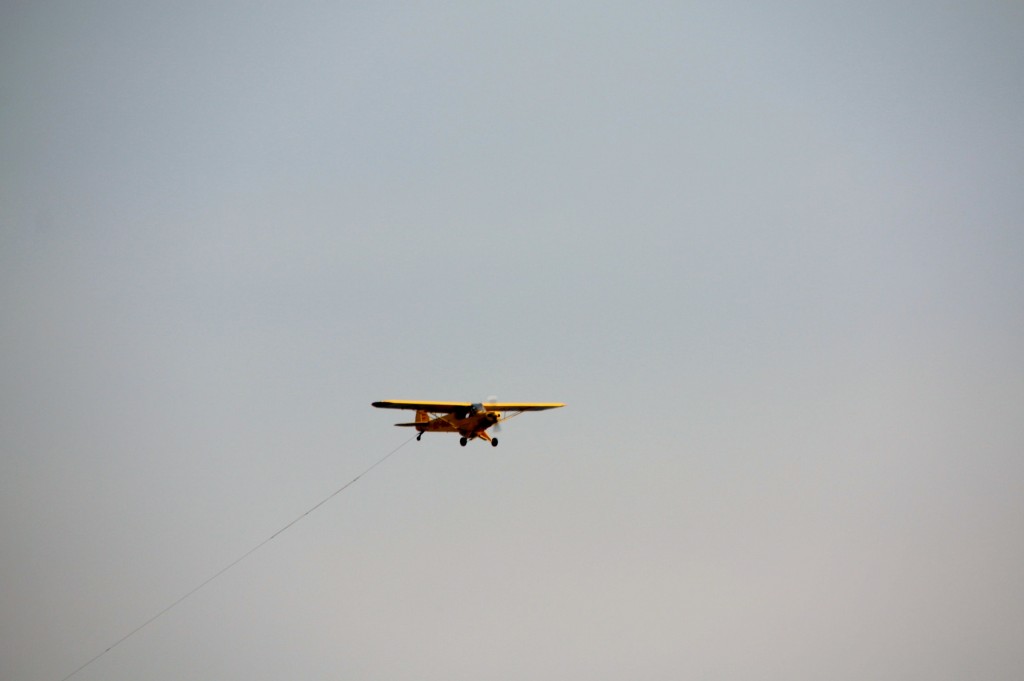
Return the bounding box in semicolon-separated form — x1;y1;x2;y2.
371;400;565;446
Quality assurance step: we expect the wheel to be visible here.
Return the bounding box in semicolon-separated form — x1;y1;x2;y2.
491;438;499;447
459;437;468;447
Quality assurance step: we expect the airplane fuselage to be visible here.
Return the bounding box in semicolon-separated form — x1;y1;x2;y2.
416;408;500;440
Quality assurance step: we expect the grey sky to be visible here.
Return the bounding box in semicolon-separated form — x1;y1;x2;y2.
2;2;1023;680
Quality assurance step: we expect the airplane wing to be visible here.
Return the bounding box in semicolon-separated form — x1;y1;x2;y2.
371;400;472;412
372;400;564;412
483;402;565;411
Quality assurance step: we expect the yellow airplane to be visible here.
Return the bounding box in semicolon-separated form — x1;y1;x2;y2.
371;400;565;447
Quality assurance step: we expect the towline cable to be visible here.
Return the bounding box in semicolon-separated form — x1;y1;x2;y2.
58;435;416;681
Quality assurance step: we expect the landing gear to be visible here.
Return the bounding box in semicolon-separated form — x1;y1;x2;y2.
459;437;468;447
491;438;499;447
416;432;423;441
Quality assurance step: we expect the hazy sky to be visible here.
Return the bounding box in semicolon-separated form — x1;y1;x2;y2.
3;3;1023;680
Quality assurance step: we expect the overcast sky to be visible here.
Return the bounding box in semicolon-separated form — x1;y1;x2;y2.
2;3;1023;680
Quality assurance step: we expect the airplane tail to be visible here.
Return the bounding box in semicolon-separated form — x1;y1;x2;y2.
394;411;433;428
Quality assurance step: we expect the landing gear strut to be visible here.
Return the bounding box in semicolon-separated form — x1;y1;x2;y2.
416;432;423;441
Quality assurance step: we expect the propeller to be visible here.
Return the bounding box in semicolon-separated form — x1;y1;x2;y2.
485;395;502;432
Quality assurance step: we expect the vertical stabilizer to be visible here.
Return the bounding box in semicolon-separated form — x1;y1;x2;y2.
416;410;429;424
